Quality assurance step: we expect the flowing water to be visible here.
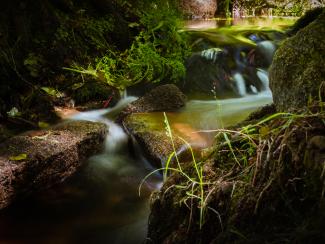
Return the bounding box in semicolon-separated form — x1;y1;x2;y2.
0;17;294;244
0;98;161;244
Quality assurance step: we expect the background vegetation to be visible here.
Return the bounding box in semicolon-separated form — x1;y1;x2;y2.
0;0;189;128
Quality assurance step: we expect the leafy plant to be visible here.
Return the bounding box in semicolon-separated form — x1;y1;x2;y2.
64;0;190;92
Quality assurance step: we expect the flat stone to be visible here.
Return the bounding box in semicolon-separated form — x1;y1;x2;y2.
0;121;107;209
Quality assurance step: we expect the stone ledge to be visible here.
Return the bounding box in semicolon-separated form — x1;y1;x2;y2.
0;121;107;209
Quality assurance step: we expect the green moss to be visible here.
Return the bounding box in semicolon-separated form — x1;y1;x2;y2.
269;9;325;112
71;81;117;104
124;113;165;132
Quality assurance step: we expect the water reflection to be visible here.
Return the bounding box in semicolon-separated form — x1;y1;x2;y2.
185;17;297;30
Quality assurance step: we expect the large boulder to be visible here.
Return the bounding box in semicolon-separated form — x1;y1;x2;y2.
0;121;107;209
269;9;325;112
146;105;325;244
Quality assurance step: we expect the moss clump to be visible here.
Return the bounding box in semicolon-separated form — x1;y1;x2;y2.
269;9;325;112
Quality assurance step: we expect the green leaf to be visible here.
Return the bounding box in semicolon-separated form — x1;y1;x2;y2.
41;87;63;98
128;22;139;28
9;153;27;161
41;87;58;97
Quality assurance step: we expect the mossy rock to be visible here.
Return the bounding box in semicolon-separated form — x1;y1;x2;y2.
269;9;325;112
147;109;325;243
123;113;183;168
183;52;237;98
71;81;120;106
287;7;324;36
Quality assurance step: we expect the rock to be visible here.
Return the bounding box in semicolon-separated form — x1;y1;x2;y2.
287;7;324;36
117;84;186;122
254;40;277;68
0;120;107;209
24;92;60;124
179;0;216;19
71;81;120;107
306;135;325;170
123;113;208;168
146;109;325;243
182;51;237;98
123;114;184;168
269;10;325;112
117;85;190;167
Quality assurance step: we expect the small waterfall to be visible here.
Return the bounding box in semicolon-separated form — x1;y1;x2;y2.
122;89;128;99
70;96;137;154
71;113;128;154
68;94;163;188
233;72;246;96
105;121;128;153
201;48;223;63
257;68;270;90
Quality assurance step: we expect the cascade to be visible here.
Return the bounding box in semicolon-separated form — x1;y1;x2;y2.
257;68;270;90
233;72;247;96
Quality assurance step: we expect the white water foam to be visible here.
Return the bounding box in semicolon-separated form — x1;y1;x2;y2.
257;68;270;90
233;72;247;96
69;96;137;154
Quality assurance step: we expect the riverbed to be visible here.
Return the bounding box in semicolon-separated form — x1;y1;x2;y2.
0;17;294;244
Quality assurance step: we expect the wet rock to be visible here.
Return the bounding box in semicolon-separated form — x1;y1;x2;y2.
254;40;277;68
182;50;237;98
0;121;107;209
122;114;208;168
117;84;186;122
117;85;190;167
269;9;325;112
123;114;184;168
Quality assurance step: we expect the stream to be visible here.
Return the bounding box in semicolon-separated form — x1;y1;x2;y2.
0;17;293;244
